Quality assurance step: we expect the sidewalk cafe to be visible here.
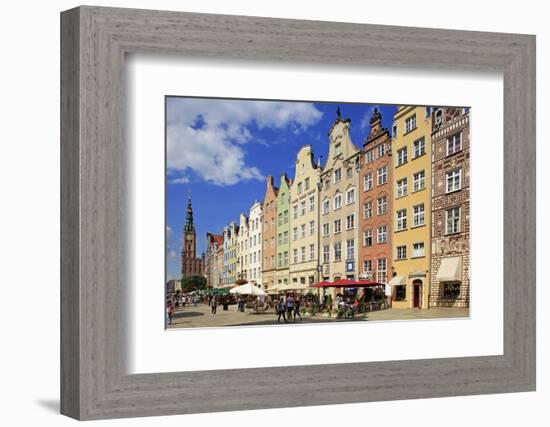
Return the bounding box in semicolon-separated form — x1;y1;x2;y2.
310;278;388;313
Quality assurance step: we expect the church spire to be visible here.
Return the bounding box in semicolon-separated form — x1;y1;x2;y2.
184;190;194;233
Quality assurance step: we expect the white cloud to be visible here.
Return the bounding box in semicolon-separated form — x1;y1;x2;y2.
168;249;178;259
166;98;323;186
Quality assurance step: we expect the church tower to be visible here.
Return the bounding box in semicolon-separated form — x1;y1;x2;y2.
181;192;203;277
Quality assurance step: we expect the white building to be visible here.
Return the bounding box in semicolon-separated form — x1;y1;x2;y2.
237;213;250;282
248;201;263;288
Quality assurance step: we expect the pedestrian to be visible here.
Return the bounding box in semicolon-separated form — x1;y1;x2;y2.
286;294;295;322
294;295;302;321
166;299;174;326
210;296;217;314
277;296;287;323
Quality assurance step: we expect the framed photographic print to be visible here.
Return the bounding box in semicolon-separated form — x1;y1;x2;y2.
61;6;536;420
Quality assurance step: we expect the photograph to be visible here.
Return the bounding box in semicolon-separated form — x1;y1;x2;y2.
165;97;470;328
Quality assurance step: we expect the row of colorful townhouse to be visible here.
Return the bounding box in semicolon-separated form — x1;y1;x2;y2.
205;105;470;309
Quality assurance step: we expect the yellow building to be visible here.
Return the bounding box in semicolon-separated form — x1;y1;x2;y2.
390;106;432;309
289;145;321;286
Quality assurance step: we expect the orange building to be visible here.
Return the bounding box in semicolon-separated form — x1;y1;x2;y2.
261;176;279;291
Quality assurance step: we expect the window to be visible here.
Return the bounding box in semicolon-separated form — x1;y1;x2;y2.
278;253;282;268
293;249;298;264
322;199;330;214
363;229;373;247
334;143;341;156
394;285;406;301
391;124;397;139
377;196;387;215
284;251;289;266
443;283;461;300
334;194;342;210
365;149;374;163
309;244;315;260
334;242;342;262
377;144;385;158
446;169;462;193
300;200;306;216
377;226;387;244
283;230;288;244
346;188;355;204
413;242;425;257
322;223;330;237
397;245;407;260
413;204;425;227
413;170;425;192
397;147;408;166
278;233;282;245
413;137;425;158
377;258;387;283
305;177;310;190
283;210;288;224
323;245;330;263
324;179;330;191
447;133;462;156
364;201;373;219
396;209;407;231
446;207;461;234
297;182;302;194
334;168;342;183
309;196;315;212
405;114;416;133
334;219;342;233
397;178;408;197
292;205;298;219
300;224;306;238
346;167;352;178
363;173;373;191
301;246;306;262
346;214;355;230
377;166;388;185
293;227;299;241
346;239;355;259
309;220;315;236
278;213;282;226
270;255;274;268
363;260;372;272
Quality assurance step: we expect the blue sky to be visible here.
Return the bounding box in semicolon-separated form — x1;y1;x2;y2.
166;97;397;280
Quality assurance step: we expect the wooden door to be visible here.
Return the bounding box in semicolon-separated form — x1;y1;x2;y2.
413;281;421;308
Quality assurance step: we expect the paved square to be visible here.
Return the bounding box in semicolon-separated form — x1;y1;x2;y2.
167;303;469;329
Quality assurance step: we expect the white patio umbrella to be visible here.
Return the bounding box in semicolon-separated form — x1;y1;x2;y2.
229;283;266;296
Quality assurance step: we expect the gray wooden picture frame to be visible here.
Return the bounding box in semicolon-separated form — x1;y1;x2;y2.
60;5;536;421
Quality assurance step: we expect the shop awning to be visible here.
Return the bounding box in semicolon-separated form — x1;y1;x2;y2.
436;256;462;281
389;276;406;286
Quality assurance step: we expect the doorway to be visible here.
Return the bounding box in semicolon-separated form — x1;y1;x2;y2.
413;280;422;308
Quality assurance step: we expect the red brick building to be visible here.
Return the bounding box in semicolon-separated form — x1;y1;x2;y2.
181;194;205;278
359;108;392;284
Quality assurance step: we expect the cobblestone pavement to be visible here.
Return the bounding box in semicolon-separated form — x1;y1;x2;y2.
167;303;469;329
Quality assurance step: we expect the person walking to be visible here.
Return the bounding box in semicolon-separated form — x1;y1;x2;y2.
277;296;287;323
210;295;217;314
286;294;295;322
166;299;174;326
294;295;302;321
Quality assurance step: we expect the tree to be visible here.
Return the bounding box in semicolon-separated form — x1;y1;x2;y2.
181;275;207;293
